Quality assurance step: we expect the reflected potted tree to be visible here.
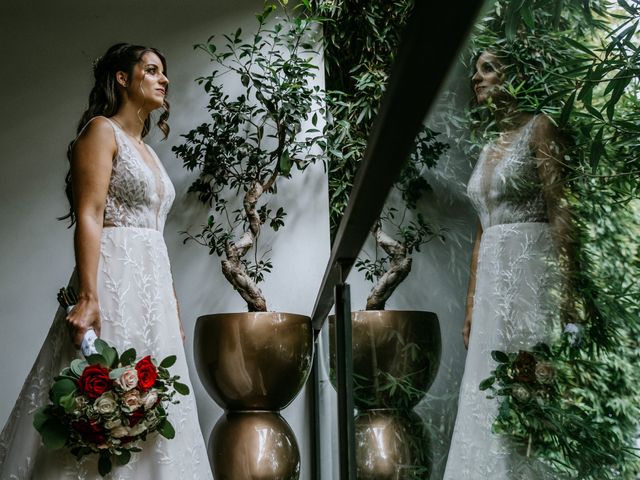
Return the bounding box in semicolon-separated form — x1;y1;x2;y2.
173;3;324;478
315;0;446;477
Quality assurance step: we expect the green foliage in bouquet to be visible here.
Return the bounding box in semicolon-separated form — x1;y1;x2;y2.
33;339;189;477
471;1;640;478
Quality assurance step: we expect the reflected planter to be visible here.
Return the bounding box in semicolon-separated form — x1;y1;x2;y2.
194;312;313;479
356;409;431;480
329;310;441;410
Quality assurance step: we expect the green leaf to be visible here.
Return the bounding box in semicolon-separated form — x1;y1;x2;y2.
479;376;495;391
520;4;534;29
95;339;118;367
174;381;190;395
40;418;68;449
158;420;176;439
160;355;177;368
85;353;108;367
589;126;604;174
70;359;88;378
33;406;49;432
114;449;132;466
120;348;137;366
109;367;127;380
50;378;77;405
60;391;77;413
98;452;112;477
279;150;292;175
491;350;510;364
564;37;597;58
559;90;576;126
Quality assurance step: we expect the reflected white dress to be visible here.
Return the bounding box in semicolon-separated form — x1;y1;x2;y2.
443;117;559;479
0;117;213;479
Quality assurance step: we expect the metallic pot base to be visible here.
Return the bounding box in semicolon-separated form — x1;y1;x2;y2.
329;310;441;409
356;409;431;479
195;312;313;410
209;411;300;480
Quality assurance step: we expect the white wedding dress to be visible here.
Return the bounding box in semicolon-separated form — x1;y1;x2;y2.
443;117;560;479
0;117;213;479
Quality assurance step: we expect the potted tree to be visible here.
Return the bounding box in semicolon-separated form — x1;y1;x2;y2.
173;3;324;477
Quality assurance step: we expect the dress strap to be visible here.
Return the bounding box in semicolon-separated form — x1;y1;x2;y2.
73;116;120;157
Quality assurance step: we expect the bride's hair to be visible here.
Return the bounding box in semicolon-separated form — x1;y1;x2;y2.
60;43;170;225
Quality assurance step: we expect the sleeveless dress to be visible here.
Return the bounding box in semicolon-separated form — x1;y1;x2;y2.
0;117;213;479
443;117;560;479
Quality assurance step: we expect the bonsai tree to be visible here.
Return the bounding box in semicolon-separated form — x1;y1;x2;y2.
356;137;448;310
314;0;448;311
173;2;325;312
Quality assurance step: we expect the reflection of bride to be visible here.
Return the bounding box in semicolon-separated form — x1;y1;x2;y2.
443;51;568;479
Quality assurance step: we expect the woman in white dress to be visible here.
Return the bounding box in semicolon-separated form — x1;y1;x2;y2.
0;43;213;479
443;51;569;479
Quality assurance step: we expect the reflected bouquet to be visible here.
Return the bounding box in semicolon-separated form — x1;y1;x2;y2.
34;288;190;476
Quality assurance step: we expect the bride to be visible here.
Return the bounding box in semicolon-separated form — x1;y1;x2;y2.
443;50;569;479
0;43;213;479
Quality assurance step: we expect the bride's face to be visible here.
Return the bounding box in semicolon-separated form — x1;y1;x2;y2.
472;51;504;104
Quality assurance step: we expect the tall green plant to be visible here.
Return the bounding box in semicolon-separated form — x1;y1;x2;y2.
173;2;325;311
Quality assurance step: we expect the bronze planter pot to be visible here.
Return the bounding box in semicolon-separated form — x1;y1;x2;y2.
194;312;314;411
209;411;300;480
329;310;441;410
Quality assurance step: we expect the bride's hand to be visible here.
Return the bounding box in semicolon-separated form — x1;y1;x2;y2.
66;296;101;348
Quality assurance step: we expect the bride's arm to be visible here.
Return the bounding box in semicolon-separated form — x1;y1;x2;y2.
66;118;115;347
463;223;483;349
532;115;578;315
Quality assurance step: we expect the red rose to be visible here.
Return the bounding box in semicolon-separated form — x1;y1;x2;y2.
72;420;107;445
78;364;112;399
135;356;158;391
120;435;135;444
128;409;146;427
514;351;537;384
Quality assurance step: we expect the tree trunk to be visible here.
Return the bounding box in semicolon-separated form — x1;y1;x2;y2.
366;224;412;311
221;181;268;312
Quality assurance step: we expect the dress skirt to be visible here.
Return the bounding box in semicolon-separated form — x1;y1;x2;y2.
0;227;212;479
443;222;560;480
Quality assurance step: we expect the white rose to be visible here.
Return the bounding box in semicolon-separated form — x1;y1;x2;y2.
94;392;117;415
142;391;159;410
110;426;129;438
104;418;122;429
122;390;142;412
127;422;147;436
512;385;531;402
115;368;138;391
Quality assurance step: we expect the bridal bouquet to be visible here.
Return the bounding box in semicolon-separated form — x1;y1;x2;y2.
34;290;190;476
480;343;565;460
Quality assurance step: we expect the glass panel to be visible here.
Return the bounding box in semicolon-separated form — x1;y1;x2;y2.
317;0;640;478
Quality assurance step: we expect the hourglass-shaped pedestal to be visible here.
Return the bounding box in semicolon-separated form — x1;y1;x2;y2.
195;312;313;480
330;310;441;478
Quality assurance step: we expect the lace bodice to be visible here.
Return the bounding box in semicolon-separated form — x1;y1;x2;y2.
467;117;548;230
101;117;175;232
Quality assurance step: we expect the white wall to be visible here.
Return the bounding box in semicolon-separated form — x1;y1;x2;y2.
0;1;331;478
